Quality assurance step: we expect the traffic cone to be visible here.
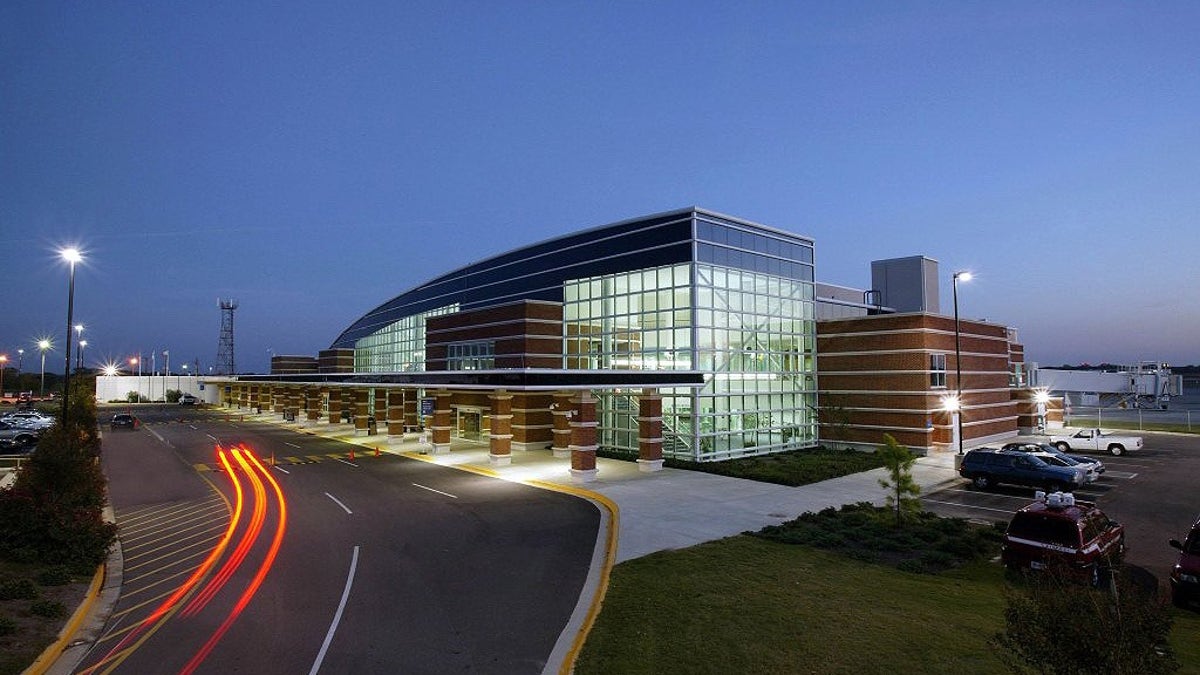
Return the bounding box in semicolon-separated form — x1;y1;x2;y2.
375;446;380;457
349;447;355;461
270;452;275;467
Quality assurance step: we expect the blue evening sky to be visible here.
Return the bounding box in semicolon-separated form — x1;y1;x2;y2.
3;2;1197;375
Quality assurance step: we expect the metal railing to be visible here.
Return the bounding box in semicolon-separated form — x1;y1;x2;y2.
1063;406;1195;433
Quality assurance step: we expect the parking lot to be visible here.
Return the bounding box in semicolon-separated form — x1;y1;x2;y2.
921;431;1198;586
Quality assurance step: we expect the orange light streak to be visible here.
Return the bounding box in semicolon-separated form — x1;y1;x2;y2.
79;446;245;675
182;445;267;617
179;446;289;675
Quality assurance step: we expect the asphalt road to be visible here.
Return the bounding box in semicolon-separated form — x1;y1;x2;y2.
921;431;1199;590
77;405;600;674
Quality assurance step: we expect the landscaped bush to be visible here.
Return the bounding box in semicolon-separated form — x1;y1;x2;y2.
35;566;72;587
27;600;66;619
0;578;39;602
752;502;1005;574
665;446;888;486
0;616;15;637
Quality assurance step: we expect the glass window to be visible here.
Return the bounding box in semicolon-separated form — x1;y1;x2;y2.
930;353;947;388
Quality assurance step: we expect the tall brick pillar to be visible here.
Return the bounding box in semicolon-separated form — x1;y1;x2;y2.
387;390;404;443
569;391;598;483
305;387;321;423
431;390;452;454
237;385;248;409
551;391;574;458
287;387;302;423
353;389;370;435
404;391;419;439
638;388;664;472
249;385;261;413
373;389;387;431
489;390;513;466
327;388;342;424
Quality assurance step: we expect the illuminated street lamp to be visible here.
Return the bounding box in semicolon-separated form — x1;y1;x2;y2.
17;348;24;372
0;354;7;397
61;248;82;426
952;270;972;455
1034;389;1051;434
38;339;51;397
130;356;141;401
74;324;84;370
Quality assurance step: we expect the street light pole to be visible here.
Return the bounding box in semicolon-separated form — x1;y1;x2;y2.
38;339;51;397
74;324;84;371
62;248;81;426
0;355;7;397
952;271;972;455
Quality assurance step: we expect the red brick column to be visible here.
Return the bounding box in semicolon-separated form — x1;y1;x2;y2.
287;387;302;424
551;390;574;458
637;388;664;472
354;388;370;435
248;385;260;413
305;387;321;423
240;384;250;409
569;392;598;483
404;392;419;437
431;390;452;454
272;386;286;415
489;390;513;466
327;388;342;424
373;388;387;431
387;389;404;442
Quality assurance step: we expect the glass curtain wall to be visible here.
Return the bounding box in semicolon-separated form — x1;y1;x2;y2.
563;237;818;461
354;304;459;372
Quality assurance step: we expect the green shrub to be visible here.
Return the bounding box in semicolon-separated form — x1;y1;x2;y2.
0;577;39;601
28;599;66;618
36;565;73;586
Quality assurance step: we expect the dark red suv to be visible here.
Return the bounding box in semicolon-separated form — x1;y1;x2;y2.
1001;492;1125;585
1169;515;1200;609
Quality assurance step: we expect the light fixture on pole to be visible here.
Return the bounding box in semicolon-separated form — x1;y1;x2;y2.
130;356;141;401
17;348;24;373
74;324;84;371
38;339;51;397
61;248;82;426
952;270;972;455
0;354;7;396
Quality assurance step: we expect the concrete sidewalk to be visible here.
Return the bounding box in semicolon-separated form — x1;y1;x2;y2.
262;412;964;563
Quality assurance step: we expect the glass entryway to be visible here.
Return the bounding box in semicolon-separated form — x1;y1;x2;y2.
455;407;489;441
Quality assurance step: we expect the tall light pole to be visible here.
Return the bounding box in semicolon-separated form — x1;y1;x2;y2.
74;324;84;371
952;270;972;455
38;339;51;397
130;356;140;402
17;348;24;372
0;354;7;397
61;248;82;424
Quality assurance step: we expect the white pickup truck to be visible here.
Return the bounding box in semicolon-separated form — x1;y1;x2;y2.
1048;428;1143;456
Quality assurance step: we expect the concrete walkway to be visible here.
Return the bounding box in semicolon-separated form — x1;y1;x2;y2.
266;413;965;562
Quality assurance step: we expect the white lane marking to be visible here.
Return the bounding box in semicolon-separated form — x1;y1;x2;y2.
921;498;1015;515
285;442;302;449
309;545;360;675
412;483;457;499
938;488;1034;502
206;434;218;442
188;424;197;430
1101;470;1138;479
335;458;358;467
325;493;353;514
273;465;291;475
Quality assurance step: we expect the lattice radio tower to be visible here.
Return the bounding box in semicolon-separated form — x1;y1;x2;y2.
216;299;238;375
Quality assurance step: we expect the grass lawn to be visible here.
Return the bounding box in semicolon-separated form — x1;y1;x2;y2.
577;535;1200;674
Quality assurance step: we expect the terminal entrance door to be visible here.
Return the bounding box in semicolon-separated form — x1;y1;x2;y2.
456;407;487;441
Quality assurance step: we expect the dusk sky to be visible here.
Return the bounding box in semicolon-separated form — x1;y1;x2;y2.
3;2;1197;376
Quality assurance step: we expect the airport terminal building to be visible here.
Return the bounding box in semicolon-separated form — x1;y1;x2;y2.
194;207;1045;480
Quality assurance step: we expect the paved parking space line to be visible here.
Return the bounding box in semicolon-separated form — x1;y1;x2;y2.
921;498;1014;515
1100;471;1139;479
937;488;1035;502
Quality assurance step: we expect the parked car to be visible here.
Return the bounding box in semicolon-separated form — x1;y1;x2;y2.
110;413;138;430
1169;514;1200;609
1048;428;1143;456
1002;491;1125;585
0;420;41;450
179;393;198;405
1000;442;1105;482
0;410;55;430
959;448;1087;492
